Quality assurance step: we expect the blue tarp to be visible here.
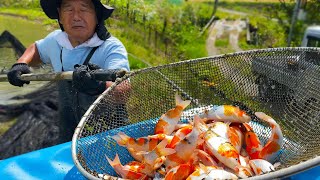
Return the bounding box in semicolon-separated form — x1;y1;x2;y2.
0;142;319;180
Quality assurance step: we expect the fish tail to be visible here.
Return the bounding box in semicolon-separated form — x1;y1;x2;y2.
194;115;208;133
175;93;191;109
112;132;130;146
106;153;121;167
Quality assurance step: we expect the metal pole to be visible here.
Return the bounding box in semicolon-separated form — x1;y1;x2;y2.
287;0;302;47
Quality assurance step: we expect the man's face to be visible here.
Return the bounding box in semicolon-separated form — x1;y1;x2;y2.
59;0;97;46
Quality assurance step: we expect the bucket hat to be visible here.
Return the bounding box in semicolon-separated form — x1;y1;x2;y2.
40;0;114;22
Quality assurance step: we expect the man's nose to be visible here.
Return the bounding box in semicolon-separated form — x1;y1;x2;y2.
72;10;82;21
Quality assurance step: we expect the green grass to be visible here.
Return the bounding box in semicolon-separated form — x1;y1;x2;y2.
0;14;52;47
0;118;16;136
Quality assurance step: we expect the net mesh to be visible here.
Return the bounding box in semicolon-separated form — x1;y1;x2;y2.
73;47;320;179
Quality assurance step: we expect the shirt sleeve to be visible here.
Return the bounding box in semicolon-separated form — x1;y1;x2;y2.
101;37;130;71
35;30;61;64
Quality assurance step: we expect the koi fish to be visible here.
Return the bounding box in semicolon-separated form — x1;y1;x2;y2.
203;128;241;170
228;125;243;153
186;163;218;180
199;105;251;123
206;169;239;179
242;123;263;160
209;121;229;140
256;112;284;163
165;120;201;170
154;93;191;135
106;153;149;179
194;149;218;166
165;164;193;180
112;132;172;161
137;138;176;170
249;159;275;175
167;124;193;149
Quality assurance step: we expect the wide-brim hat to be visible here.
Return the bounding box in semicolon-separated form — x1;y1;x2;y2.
40;0;114;21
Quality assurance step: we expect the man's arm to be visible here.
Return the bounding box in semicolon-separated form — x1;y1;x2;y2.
17;43;42;66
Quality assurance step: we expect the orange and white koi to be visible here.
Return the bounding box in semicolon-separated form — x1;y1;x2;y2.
112;132;172;161
193;149;218;166
186;163;218;180
137;138;176;170
165;163;193;180
209;122;229;140
165;120;201;170
199;105;251;123
242;123;263;160
167;124;193;149
249;159;275;175
228;125;243;153
256;112;284;163
106;153;149;180
203;128;241;170
154;93;191;135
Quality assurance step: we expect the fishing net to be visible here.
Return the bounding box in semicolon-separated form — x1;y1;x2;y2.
72;47;320;179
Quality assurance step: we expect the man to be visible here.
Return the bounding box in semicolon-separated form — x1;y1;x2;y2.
7;0;130;143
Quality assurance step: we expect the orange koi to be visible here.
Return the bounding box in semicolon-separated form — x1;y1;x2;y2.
199;105;251;123
106;153;149;179
204;129;241;170
154;93;191;135
165;164;193;180
256;112;283;163
137;138;176;170
242;123;263;160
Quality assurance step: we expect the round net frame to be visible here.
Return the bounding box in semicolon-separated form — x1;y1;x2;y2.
72;47;320;179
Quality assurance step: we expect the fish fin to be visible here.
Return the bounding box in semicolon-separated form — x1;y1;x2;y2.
136;150;149;156
112;132;130;146
175;92;191;109
106;153;121;167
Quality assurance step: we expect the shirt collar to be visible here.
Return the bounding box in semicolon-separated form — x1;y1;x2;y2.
55;31;104;50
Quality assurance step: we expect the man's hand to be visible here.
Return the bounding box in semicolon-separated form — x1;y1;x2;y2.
7;63;31;87
72;64;127;96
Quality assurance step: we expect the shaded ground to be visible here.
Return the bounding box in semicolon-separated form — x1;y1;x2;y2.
0;82;61;159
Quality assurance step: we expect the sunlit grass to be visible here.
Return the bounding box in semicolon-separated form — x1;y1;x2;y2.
0;15;51;46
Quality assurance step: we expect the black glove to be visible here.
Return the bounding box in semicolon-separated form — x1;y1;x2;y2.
72;64;127;96
7;63;31;87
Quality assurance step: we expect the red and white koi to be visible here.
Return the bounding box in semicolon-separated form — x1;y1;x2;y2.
106;153;149;180
154;93;191;135
256;112;284;163
199;105;251;123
